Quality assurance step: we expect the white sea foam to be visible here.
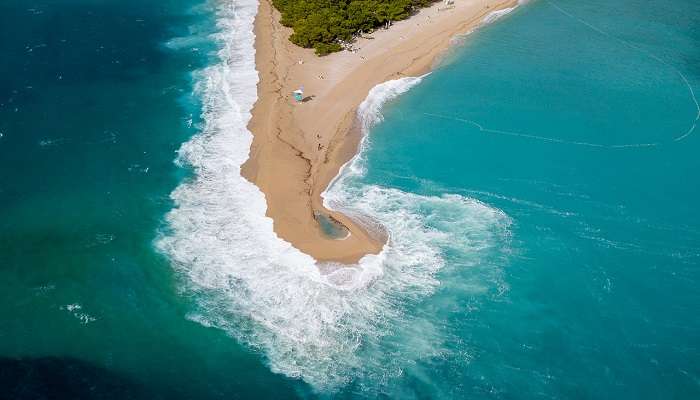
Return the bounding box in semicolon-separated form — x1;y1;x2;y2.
450;0;525;51
158;0;511;392
482;0;528;25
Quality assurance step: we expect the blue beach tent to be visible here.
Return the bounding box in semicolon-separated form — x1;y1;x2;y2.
293;87;304;102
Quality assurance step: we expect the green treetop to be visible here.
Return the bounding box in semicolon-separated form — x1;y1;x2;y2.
272;0;437;55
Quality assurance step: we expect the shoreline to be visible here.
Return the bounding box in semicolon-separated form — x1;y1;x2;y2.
243;0;519;263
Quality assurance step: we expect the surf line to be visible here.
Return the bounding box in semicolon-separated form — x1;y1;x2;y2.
547;0;700;143
423;112;660;149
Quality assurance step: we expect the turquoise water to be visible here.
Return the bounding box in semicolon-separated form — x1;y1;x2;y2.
1;0;699;398
348;1;700;397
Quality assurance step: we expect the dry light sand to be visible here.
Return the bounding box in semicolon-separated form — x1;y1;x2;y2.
242;0;519;263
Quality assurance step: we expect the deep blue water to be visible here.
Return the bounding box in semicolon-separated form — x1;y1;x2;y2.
0;0;301;398
1;0;699;399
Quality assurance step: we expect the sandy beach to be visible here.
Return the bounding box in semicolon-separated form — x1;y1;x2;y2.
242;0;519;263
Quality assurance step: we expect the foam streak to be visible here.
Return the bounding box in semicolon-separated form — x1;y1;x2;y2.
423;112;660;149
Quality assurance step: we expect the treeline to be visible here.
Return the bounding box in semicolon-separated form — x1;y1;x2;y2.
272;0;437;55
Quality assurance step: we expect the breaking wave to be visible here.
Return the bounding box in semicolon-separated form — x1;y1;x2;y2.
157;0;512;392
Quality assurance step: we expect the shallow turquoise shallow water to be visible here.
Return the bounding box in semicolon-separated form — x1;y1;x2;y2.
1;0;699;398
356;1;700;397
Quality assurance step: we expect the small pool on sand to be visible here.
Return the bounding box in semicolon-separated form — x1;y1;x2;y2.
314;212;349;239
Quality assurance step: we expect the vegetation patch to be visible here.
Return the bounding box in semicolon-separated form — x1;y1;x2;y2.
272;0;437;55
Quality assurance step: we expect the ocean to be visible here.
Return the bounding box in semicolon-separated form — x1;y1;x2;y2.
1;0;699;399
